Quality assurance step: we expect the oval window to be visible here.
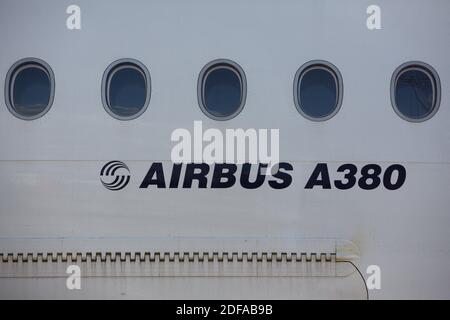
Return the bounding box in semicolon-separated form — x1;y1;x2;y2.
5;58;55;120
102;59;151;120
391;62;440;122
198;59;246;120
294;61;343;121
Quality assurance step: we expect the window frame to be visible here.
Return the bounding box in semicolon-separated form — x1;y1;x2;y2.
293;60;343;122
390;61;441;123
101;58;151;121
4;57;55;120
197;59;247;121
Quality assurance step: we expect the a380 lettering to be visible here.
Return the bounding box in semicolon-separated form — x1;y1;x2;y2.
305;163;406;190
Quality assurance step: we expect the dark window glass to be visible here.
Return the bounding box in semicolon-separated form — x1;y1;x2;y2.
203;67;242;118
395;69;434;120
298;68;337;119
12;66;51;117
108;67;146;117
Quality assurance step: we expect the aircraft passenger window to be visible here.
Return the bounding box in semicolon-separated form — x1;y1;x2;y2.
294;60;343;121
102;59;151;120
5;58;55;120
391;62;440;122
198;59;246;120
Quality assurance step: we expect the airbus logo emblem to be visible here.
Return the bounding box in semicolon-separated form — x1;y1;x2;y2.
100;161;130;191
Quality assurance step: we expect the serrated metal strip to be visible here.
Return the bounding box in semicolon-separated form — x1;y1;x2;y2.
0;252;359;278
0;252;335;263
